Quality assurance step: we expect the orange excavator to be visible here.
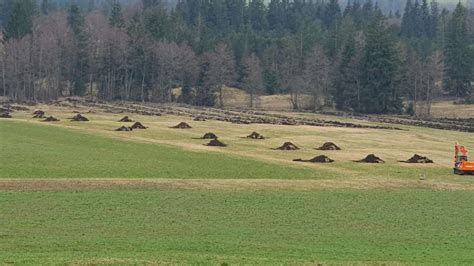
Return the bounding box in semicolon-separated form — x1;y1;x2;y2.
454;143;474;175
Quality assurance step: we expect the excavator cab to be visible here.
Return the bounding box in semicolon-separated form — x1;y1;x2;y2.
454;144;474;175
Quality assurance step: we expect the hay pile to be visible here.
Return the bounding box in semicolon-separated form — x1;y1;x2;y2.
316;142;341;150
274;142;300;150
116;126;132;132
119;116;133;122
131;122;147;129
206;139;227;147
172;122;192;129
294;155;334;163
355;154;385;163
71;114;89;122
402;154;434;164
202;132;218;139
42;116;60;122
247;132;265;139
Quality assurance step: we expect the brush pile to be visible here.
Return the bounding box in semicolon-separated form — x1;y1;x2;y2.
316;142;341;150
274;142;300;150
119;116;133;122
172;122;192;129
43;116;60;122
247;132;265;139
116;126;132;131
206;139;227;147
71;114;89;121
202;132;218;139
294;155;334;163
355;154;385;163
131;122;147;129
402;154;434;164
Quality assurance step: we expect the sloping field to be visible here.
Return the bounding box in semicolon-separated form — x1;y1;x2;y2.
1;104;474;264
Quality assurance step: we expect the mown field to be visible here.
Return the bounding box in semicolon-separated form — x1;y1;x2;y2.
1;105;474;264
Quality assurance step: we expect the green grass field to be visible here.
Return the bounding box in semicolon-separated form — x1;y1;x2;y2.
0;120;322;179
1;189;473;264
1;106;474;264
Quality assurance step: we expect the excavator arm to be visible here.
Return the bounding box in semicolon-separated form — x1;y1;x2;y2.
454;144;474;175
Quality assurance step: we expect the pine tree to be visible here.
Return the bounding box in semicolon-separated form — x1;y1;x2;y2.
109;1;125;28
444;2;472;97
4;0;36;40
360;13;401;113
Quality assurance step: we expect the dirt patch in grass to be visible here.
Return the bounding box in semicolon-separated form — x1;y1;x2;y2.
316;142;341;150
0;178;472;191
355;154;385;163
247;132;265;139
401;154;434;164
274;142;300;150
42;116;60;122
294;155;334;163
171;122;192;129
205;139;227;147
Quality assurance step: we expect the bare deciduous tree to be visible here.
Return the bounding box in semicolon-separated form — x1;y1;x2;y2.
242;53;264;108
304;45;331;110
203;43;235;108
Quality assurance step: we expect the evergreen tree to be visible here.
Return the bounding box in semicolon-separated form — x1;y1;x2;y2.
421;0;430;37
360;13;401;113
41;0;50;15
109;1;125;28
4;0;36;40
444;2;472;97
429;0;440;39
248;0;267;31
400;0;412;37
67;3;90;96
323;0;341;28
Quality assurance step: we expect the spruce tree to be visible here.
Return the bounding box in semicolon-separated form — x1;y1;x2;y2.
400;0;413;38
360;13;401;113
444;2;472;97
67;3;89;96
429;0;439;39
109;1;125;28
4;0;36;40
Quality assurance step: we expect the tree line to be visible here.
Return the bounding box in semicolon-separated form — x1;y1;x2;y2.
0;0;473;115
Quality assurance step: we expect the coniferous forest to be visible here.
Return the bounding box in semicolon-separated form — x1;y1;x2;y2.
0;0;473;115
